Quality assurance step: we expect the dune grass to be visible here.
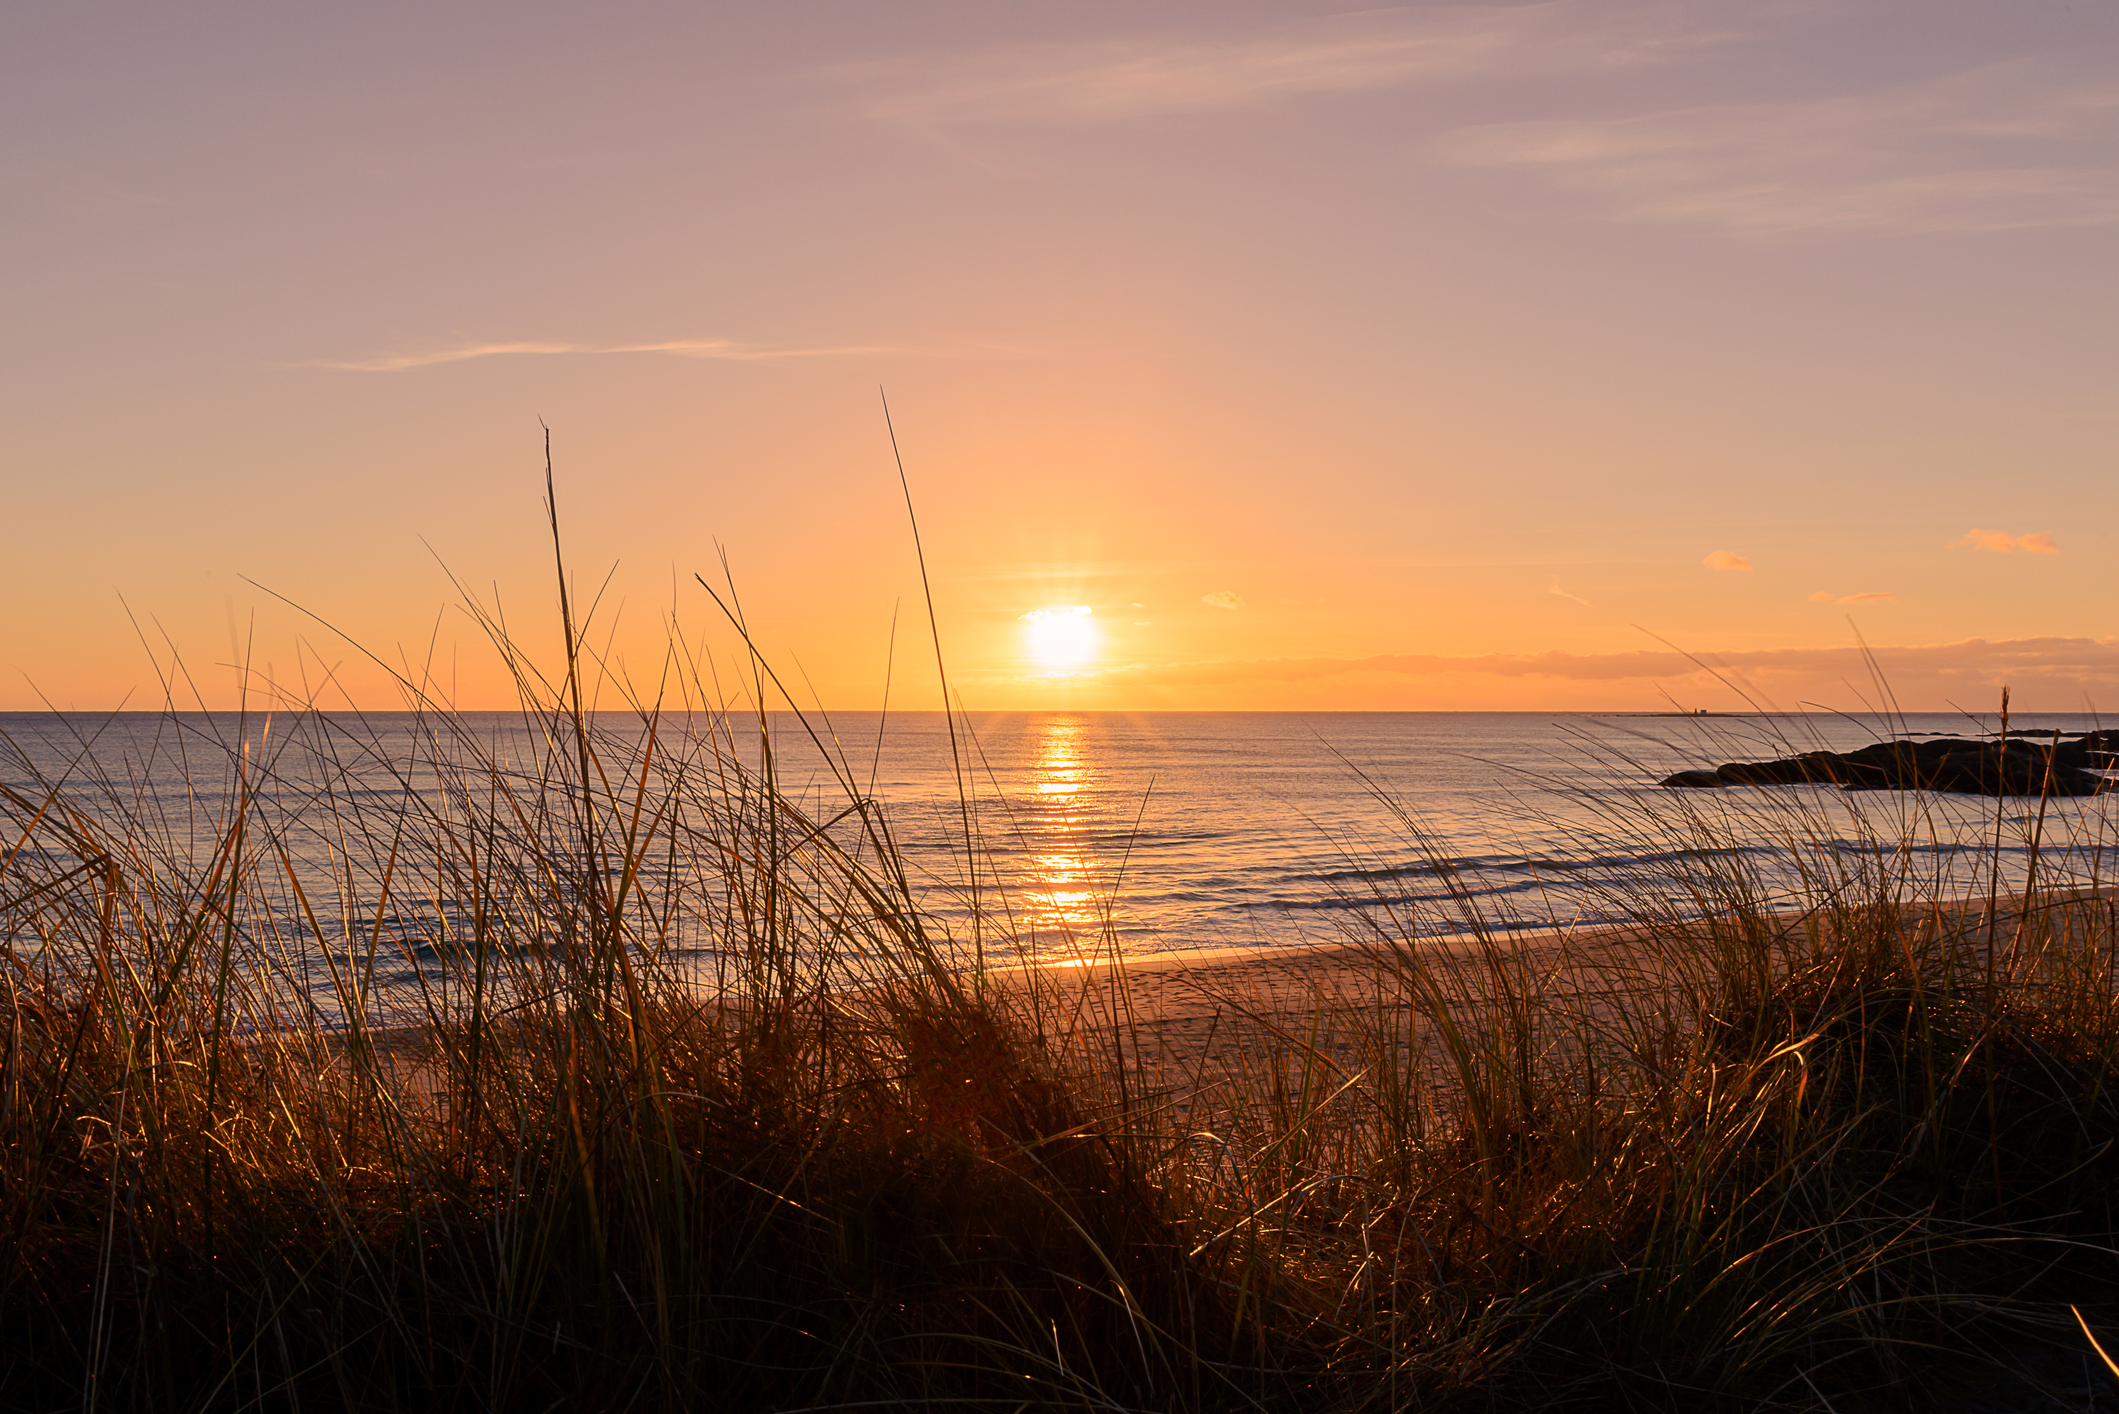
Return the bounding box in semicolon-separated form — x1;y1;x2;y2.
6;557;2119;1411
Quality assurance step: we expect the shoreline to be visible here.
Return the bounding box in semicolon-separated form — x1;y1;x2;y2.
1004;919;1652;1084
1007;888;2093;1082
320;889;2090;1095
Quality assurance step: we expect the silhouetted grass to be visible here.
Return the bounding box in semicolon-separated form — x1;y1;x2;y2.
5;547;2119;1411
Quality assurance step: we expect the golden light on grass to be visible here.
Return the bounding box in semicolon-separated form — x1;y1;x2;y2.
1020;605;1098;669
12;474;2119;1410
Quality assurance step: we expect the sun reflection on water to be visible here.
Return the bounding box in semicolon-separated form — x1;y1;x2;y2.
1017;716;1106;951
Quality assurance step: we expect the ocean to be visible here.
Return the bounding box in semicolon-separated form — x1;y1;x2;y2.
4;709;2113;1005
797;709;2118;956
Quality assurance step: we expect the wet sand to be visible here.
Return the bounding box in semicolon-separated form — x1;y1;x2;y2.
1007;890;2085;1085
1007;923;1652;1087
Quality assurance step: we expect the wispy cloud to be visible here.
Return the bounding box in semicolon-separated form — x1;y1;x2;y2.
1089;636;2119;691
1952;527;2060;554
1437;61;2119;235
1809;590;1896;605
316;338;937;373
859;7;1725;125
1703;550;1752;571
1201;590;1246;610
1549;579;1592;607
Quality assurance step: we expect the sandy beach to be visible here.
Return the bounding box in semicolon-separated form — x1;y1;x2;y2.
1007;922;1650;1089
1009;889;2083;1089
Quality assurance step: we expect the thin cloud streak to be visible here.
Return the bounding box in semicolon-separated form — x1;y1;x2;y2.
860;6;1727;125
937;560;1200;584
316;339;947;373
1438;60;2119;235
1952;528;2060;554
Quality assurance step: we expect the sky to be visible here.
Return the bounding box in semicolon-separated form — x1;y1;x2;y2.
5;0;2116;715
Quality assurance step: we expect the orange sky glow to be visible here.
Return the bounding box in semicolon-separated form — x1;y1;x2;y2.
5;2;2116;715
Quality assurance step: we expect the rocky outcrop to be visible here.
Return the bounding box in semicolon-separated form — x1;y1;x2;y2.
1658;730;2119;797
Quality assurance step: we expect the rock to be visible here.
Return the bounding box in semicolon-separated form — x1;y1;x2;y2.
1658;769;1726;788
1659;731;2113;798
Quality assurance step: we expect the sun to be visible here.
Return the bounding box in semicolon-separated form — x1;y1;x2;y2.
1020;606;1098;669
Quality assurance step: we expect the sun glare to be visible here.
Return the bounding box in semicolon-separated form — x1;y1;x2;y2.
1020;606;1097;670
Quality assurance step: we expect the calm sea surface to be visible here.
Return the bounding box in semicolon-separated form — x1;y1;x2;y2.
814;710;2118;955
4;711;2114;1003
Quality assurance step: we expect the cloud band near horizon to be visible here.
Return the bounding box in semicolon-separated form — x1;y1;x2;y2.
1067;636;2119;693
